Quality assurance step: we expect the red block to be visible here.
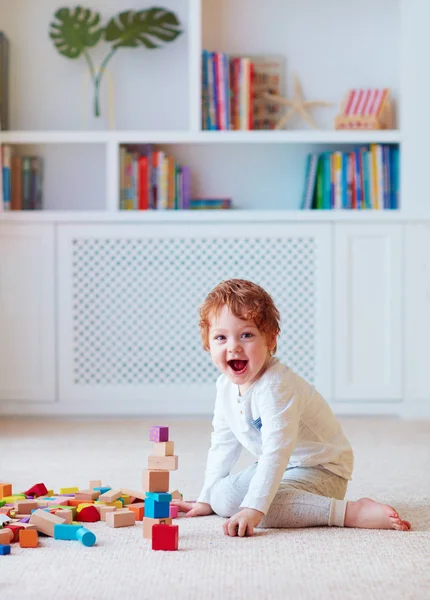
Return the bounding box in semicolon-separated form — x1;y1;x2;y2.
24;483;48;498
4;524;25;543
77;505;100;523
152;524;178;551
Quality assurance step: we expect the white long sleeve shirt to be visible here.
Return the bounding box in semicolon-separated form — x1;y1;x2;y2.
197;357;354;515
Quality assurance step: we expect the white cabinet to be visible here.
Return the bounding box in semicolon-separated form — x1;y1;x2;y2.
0;224;55;402
404;224;430;403
333;224;403;402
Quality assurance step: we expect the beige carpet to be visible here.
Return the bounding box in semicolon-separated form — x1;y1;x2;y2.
0;416;429;600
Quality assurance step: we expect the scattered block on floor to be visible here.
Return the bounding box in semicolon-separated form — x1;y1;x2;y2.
14;500;39;514
76;527;96;547
19;529;39;548
54;524;83;540
59;487;79;495
153;441;175;456
128;503;144;521
121;488;146;501
143;517;172;539
29;509;66;537
24;483;48;498
4;524;25;543
152;524;179;551
89;480;102;490
0;529;14;545
95;505;117;521
170;505;179;518
77;505;100;523
170;490;183;500
74;490;100;502
98;489;122;503
142;470;169;493
54;509;73;524
105;510;135;528
148;455;178;471
149;426;169;443
0;483;12;499
0;545;11;555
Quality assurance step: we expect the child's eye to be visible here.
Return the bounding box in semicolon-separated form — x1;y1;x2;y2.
214;335;225;341
242;332;253;339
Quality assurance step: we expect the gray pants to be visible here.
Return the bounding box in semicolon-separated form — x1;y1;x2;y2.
210;464;349;528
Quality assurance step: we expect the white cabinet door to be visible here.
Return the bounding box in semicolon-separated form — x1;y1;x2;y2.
404;223;430;403
57;223;332;413
0;224;55;402
334;224;402;402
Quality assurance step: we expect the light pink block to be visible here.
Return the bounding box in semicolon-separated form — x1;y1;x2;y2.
170;504;179;518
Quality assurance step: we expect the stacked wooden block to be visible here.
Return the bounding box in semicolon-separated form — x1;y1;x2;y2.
143;426;179;551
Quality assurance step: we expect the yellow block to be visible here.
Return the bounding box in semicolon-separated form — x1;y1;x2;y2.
60;487;79;494
77;503;94;511
2;495;26;503
121;495;131;506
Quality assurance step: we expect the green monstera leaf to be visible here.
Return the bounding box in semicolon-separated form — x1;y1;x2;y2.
104;8;182;49
49;6;104;59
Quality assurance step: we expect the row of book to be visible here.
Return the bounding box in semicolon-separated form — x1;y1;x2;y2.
0;145;43;210
301;144;400;210
202;50;283;131
120;144;233;210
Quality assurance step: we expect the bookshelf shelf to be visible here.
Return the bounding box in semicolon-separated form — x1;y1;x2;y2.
1;129;402;146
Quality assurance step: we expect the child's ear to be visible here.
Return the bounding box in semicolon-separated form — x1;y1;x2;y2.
267;334;277;352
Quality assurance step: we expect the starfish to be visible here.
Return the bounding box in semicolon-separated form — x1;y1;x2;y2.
264;73;333;130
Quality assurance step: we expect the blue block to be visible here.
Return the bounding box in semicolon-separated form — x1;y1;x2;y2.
145;497;171;519
54;524;82;540
76;527;96;547
145;492;172;503
94;487;111;494
0;545;11;555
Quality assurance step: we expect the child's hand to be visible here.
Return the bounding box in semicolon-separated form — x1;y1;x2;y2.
223;508;264;537
170;499;214;517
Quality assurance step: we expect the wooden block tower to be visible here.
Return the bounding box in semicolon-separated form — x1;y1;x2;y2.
142;425;179;550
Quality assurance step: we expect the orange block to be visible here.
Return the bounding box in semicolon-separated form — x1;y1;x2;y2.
128;503;144;521
19;529;39;548
0;483;12;499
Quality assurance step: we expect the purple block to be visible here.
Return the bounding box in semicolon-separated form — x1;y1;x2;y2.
149;426;169;443
19;517;30;523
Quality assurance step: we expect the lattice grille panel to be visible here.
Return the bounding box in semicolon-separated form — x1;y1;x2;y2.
71;236;317;385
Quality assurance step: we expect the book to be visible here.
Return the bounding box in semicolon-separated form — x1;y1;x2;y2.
0;32;9;131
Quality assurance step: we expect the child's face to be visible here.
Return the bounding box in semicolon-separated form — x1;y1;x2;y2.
208;305;275;394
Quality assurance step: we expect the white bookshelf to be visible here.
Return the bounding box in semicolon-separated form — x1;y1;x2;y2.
0;0;424;217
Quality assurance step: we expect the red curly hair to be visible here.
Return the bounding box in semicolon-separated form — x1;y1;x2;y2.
199;279;281;353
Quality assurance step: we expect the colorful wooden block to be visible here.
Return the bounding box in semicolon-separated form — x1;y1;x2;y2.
170;489;183;500
98;489;122;503
144;497;171;519
59;487;79;495
14;500;39;514
54;524;83;540
77;505;100;523
148;455;178;471
143;517;172;539
4;524;24;543
54;509;73;524
0;529;13;545
0;545;11;555
121;488;145;501
152;524;178;551
24;483;48;498
149;426;169;443
0;483;12;499
74;490;100;502
127;503;144;521
93;486;111;494
153;441;174;456
142;470;169;493
146;492;172;503
95;505;117;521
19;529;39;548
170;505;179;518
76;527;96;547
89;480;102;490
105;510;135;528
29;509;66;537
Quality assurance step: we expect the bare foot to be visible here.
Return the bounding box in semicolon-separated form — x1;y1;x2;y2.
344;498;411;531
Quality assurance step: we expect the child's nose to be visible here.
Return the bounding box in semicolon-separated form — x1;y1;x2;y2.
228;340;243;354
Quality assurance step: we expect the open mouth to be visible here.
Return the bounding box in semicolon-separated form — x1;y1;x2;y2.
227;360;248;374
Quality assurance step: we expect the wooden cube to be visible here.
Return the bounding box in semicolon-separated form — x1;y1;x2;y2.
96;505;117;521
19;529;39;548
170;505;179;518
0;483;12;499
105;510;135;528
170;489;182;500
54;509;73;524
143;470;169;493
89;480;102;490
127;503;144;521
153;441;174;456
152;524;178;551
148;455;178;471
0;529;13;544
149;426;169;443
143;516;172;539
